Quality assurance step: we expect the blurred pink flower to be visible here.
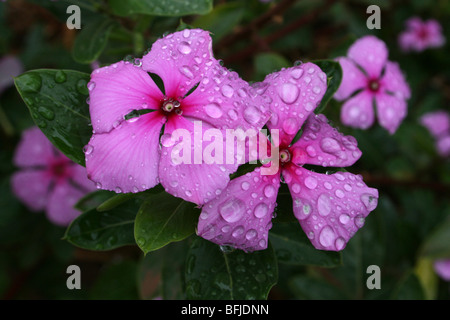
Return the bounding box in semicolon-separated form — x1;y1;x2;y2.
434;259;450;281
399;17;445;52
197;63;379;252
84;29;270;205
0;55;23;94
334;35;411;134
11;127;96;226
420;110;450;157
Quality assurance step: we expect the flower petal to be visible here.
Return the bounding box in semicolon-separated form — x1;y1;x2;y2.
69;164;97;192
334;57;366;101
0;55;23;94
89;61;163;133
434;259;450;281
85;112;164;193
382;61;410;100
285;166;379;251
340;91;375;130
11;169;51;211
46;182;84;226
291;114;362;168
181;64;271;131
197;167;280;252
158;116;239;205
437;135;450;158
262;63;328;146
375;92;407;134
348;35;388;78
420;110;450;139
142;29;215;98
13;126;55;168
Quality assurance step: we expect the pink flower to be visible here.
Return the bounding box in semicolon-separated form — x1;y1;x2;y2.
434;259;450;281
0;55;23;94
399;17;446;52
11;127;96;226
334;35;411;134
84;29;270;205
197;62;379;252
420;110;450;157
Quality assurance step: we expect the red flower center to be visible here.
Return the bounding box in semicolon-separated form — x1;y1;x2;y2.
161;98;182;116
367;78;380;93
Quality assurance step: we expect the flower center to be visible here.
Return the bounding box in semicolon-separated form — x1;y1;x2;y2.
50;159;70;179
279;149;291;164
417;27;429;40
367;78;380;93
161;98;182;115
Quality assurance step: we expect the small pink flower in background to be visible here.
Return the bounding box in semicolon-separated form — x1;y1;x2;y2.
334;35;411;134
420;110;450;157
0;55;23;94
11;127;96;226
399;17;446;52
84;29;270;206
197;62;379;252
434;259;450;281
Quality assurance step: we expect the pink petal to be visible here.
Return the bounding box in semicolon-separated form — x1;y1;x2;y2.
11;169;51;211
284;166;378;251
425;20;446;48
434;259;450;281
261;62;328;146
375;93;407;134
291;114;362;168
382;61;411;100
158;116;239;205
347;35;388;78
420;111;450;138
13;126;55;168
46;182;85;226
340;91;375;130
69;164;97;192
141;29;215;98
437;135;450;158
181;64;271;132
334;57;366;101
0;55;23;94
85;112;164;193
88;61;163;134
197;167;280;251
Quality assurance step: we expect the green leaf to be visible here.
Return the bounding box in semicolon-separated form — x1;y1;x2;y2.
64;197;141;251
269;222;342;267
134;191;199;254
185;237;278;300
108;0;213;17
72;17;116;64
391;271;426;300
253;53;291;81
311;59;343;115
14;69;92;166
74;190;115;212
419;217;450;259
191;2;245;41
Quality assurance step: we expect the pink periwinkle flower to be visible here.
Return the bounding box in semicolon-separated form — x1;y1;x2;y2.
84;29;270;206
11;127;96;226
434;259;450;281
197;62;379;252
420;110;450;157
0;55;23;95
334;35;411;134
399;17;446;52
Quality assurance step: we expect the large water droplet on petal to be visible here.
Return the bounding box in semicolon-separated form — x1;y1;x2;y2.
219;198;245;223
179;65;194;79
290;67;304;79
304;176;318;189
339;213;350;224
319;226;336;248
243;106;261;124
263;185;276;198
254;203;269;218
335;237;346;250
320;137;341;154
221;84;234;98
279;83;299;104
177;41;192;54
317;193;331;216
282;118;297;135
360;193;378;211
354;214;365;228
204;102;223;119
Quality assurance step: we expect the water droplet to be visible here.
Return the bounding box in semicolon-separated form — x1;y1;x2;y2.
161;133;176;147
95;182;102;189
263;185;276;198
83;144;94;155
317;193;331;216
291;183;301;194
219;245;235;253
361;193;378;211
282;118;297;135
279;83;299;104
221;84;234;98
245;229;257;240
339;213;350;224
306;145;317;157
293;198;311;220
232;226;244;238
19;73;42;93
204;102;223;119
87;81;96;91
76;79;89;95
37;106;55;120
290;67;304;79
304;176;318;189
254;203;269;218
54;70;67;83
320;137;341;154
335;237;346;250
219;198;245;223
227;109;238;120
179;65;194;79
182;29;191;38
241;181;250;191
354;214;365;228
312;86;321;94
185;190;192;197
243;106;261;124
177;41;192;54
115;187;123;193
335;189;345;198
319;226;336;248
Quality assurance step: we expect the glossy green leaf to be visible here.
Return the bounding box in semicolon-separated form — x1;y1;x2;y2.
185;237;278;300
391;271;426;300
269;222;342;267
311;59;343;115
134;191;199;254
254;52;291;81
64;197;141;251
14;69;92;166
108;0;213;17
419;217;450;259
72;17;116;64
